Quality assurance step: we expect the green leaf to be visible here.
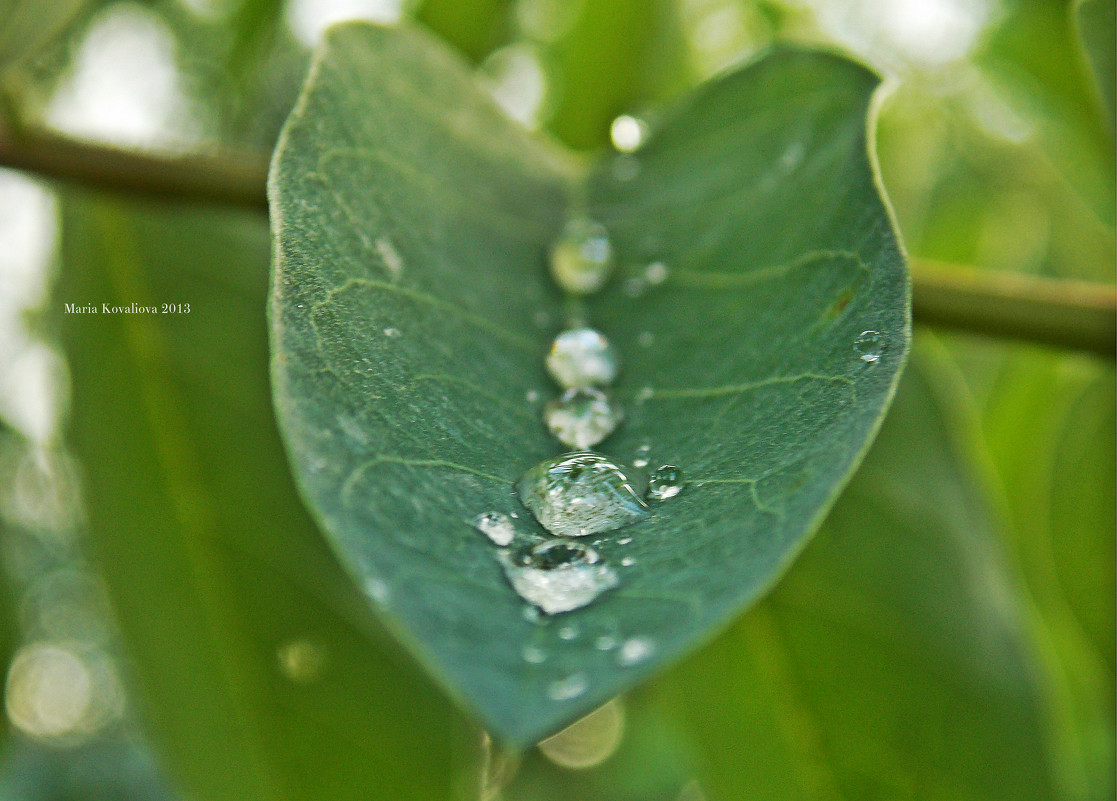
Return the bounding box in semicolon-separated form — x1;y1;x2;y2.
56;192;476;801
270;22;909;745
655;347;1060;800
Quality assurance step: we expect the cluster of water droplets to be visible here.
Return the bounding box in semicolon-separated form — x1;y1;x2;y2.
469;199;688;636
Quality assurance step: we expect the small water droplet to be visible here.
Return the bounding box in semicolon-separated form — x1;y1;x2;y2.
635;387;654;403
550;218;614;295
637;331;655;348
383;327;401;338
610;114;648;152
526;390;540;403
375;236;404;278
516;452;647;537
621;556;635;567
644;261;669;285
617;536;632;546
547;673;589;701
365;577;390;605
854;330;883;364
523;605;543;624
546;328;619;388
617;636;654;666
611;154;641;182
543;388;622;449
632;444;650;469
780;141;804;171
500;540;619;614
522;644;547;663
558;624;580;641
473;511;516;546
594;635;618;651
646;465;684;502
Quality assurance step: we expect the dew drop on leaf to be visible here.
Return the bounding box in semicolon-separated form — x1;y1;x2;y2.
855;330;883;364
516;451;647;537
632;444;651;469
499;539;619;614
543;388;622;449
550;218;614;294
646;465;684;502
545;328;619;388
617;637;655;667
473;511;516;546
547;673;589;701
522;644;547;664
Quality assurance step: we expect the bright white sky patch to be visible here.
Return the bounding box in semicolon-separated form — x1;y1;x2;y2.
285;0;405;47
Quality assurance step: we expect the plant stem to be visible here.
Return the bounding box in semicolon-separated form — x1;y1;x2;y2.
0;121;1113;356
0;116;268;209
911;259;1115;358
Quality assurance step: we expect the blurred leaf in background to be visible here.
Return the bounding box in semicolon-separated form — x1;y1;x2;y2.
0;0;1111;799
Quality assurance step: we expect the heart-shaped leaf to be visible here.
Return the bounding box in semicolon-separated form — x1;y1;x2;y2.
269;22;909;745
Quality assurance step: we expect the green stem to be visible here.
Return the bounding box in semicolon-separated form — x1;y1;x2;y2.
911;259;1115;358
0;121;1112;356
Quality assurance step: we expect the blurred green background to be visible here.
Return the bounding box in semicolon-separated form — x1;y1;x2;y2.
0;0;1112;799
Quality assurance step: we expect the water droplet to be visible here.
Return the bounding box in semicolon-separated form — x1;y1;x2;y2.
594;635;617;651
632;444;650;469
621;556;635;567
500;540;619;614
637;331;655;348
546;328;619;388
610;114;648;152
365;577;390;604
855;330;883;363
550;218;614;295
543;388;622;449
558;624;580;640
473;511;516;546
374;236;404;278
644;261;669;285
383;327;401;338
526;390;540;403
547;672;588;701
646;465;684;502
617;536;633;546
617;636;655;666
522;644;547;663
635;386;654;404
516;452;647;537
523;605;543;624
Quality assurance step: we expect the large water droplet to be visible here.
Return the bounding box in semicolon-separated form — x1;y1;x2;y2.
550;218;614;295
544;388;622;449
646;465;684;502
855;330;883;364
546;328;619;389
500;540;618;614
516;451;647;537
473;511;516;546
